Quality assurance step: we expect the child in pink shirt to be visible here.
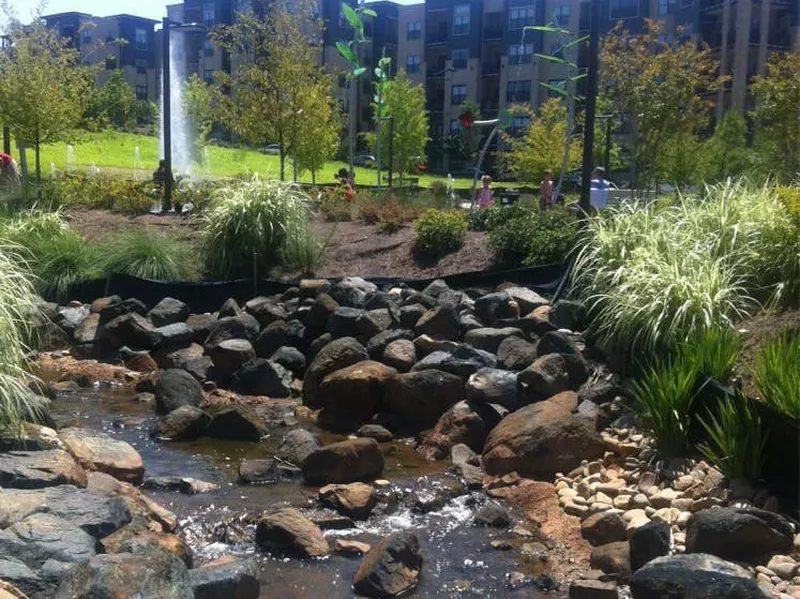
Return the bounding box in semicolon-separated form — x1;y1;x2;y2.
478;175;493;208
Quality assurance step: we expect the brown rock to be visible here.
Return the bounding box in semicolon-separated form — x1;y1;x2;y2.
569;579;618;599
317;361;397;425
0;449;87;489
60;428;145;484
302;438;384;485
335;539;371;555
86;471;176;533
319;483;377;519
303;337;369;408
353;531;422;597
418;400;501;461
382;339;416;372
590;541;631;583
102;526;192;567
582;512;628;546
383;369;465;428
255;507;330;558
126;353;159;374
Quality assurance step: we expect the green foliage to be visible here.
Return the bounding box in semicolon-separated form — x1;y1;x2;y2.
294;78;341;183
282;225;327;275
698;396;768;483
678;326;743;386
358;192;421;233
752;327;800;420
135;99;158;128
41;174;155;214
413;209;466;259
317;187;354;221
26;229;103;300
98;231;201;281
85;70;138;130
703;112;752;183
202;177;313;276
489;208;577;266
468;201;533;232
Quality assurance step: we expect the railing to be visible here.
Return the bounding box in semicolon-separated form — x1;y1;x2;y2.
427;32;448;45
482;63;501;76
483;28;503;41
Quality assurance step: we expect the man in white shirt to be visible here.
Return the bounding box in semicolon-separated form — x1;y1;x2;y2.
589;167;610;214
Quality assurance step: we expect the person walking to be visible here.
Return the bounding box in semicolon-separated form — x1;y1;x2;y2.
477;174;494;208
539;169;553;210
589;166;610;215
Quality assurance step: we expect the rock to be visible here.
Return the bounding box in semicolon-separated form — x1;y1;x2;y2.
411;345;497;379
98;298;147;324
151;405;210;441
245;298;287;327
255;320;306;357
0;556;45;597
219;298;243;318
382;339;416;372
686;507;795;563
353;532;422;598
155;369;204;414
149;298;190;328
450;443;478;466
0;423;63;453
208;339;256;379
579;381;625;406
630;553;765;599
302;438;384;485
464;327;524;353
0;512;99;568
418;400;501;461
305;293;340;328
255;508;330;558
518;353;571;402
335;539;371;555
276;429;320;466
74;313;100;345
357;424;394;442
303;337;368;409
126;351;159;373
569;579;619;599
482;391;604;479
141;477;218;495
84;473;176;533
413;334;460;356
317;361;397;426
465;368;519;409
104;313;160;349
475;292;517;325
153;323;195;349
204;314;260;347
399;304;426;329
190;558;259;599
270;346;306;378
328;279;369;309
630;520;671;571
551;300;585;331
591;541;631;582
156;342;203;370
500;287;549;316
54;545;193;598
496;336;538;371
186;313;216;342
474;502;511;528
582;512;628;546
238;458;300;483
230;358;292;397
536;331;589;384
319;483;377;519
205;406;266;442
383;370;465;428
90;295;121;314
366;329;414;360
0;449;87;489
59;429;144;485
414;305;460;341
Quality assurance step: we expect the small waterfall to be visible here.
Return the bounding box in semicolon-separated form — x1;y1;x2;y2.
133;146;141;180
159;29;193;177
66;145;74;172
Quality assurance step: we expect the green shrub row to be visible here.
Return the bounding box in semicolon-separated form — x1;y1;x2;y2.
413;209;467;259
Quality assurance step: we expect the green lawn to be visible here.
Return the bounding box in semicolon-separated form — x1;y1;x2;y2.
36;131;522;189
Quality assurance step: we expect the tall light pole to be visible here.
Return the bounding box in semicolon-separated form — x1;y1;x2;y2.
162;17;172;211
579;0;602;214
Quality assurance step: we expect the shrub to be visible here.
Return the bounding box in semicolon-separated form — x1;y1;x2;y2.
413;209;467;259
202;178;312;277
27;230;103;300
318;187;353;222
678;326;743;385
429;180;447;198
489;208;577;266
98;231;201;281
283;226;327;275
358;192;421;232
42;174;155;214
751;327;800;420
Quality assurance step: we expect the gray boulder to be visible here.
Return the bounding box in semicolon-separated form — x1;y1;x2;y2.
411;345;497;380
231;358;292;397
0;512;99;568
151;406;210;441
155;369;204;414
630;520;671;571
367;329;414;359
353;532;422;598
465;368;519;409
255;320;307;357
383;370;465;428
148;298;190;328
302;438;384;485
536;331;589;385
518;353;571;402
190;558;260;599
0;449;87;489
104;313;161;350
276;429;320;466
208;339;256;380
496;336;538;371
154;323;195;349
206;406;266;442
464;327;524;354
414;305;460;341
270;346;306;378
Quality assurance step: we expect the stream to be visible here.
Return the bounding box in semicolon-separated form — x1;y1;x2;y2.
48;383;552;598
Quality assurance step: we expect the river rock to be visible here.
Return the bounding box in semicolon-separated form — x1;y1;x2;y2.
255;508;330;558
686;507;795;563
276;429;320;466
186;313;216;342
0;449;87;490
204;314;260;347
382;339;416;372
482;391;604;479
399;304;426;329
238;458;300;484
518;353;571;403
0;512;99;569
230;358;292;397
500;287;549;316
0;423;63;453
317;361;397;426
303;337;369;409
356;424;394;442
464;327;524;353
474;502;511;528
302;438;384;485
630;553;764;599
414;305;460;341
418;400;501;461
582;512;628;546
208;339;256;379
246;298;287;327
319;483;377;519
591;541;631;582
536;331;589;385
190;558;260;599
151;406;210;441
366;329;414;360
328;280;368;309
630;521;671;571
155;369;204;414
148;298;190;328
74;313;100;345
84;472;175;533
270;346;306;378
411;345;497;379
475;292;518;325
496;336;538;371
326;307;362;338
205;406;266;442
218;298;242;318
156;343;203;370
305;293;340;328
255;320;306;357
154;323;195;350
59;428;144;485
0;556;45;597
98;298;147;324
353;531;422;598
383;370;465;428
101;526;191;567
465;368;519;409
104;313;161;349
335;539;371;555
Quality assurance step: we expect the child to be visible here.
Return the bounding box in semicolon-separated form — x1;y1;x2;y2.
477;174;493;208
539;169;553;210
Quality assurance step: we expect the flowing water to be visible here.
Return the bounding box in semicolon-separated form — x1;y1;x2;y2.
159;30;192;177
49;385;551;598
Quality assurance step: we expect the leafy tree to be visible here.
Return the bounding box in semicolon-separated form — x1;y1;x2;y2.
658;130;705;189
501;98;581;182
183;74;214;165
294;78;341;184
0;16;91;190
85;70;137;130
601;20;722;189
704;111;751;182
750;51;800;182
135;99;158;128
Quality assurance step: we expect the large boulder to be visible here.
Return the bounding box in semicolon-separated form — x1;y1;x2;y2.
475;292;517;325
500;286;549;316
304;293;340;329
463;327;524;354
245;298;287;327
205;406;266;442
156;343;204;370
60;429;144;485
482;391;604;479
151;406;210;441
270;346;307;378
590;541;631;582
366;329;415;360
411;345;497;380
382;339;416;372
154;323;195;350
317;361;397;427
418;401;502;461
465;368;519;409
685;507;795;563
630;520;671;571
383;370;465;429
536;331;589;385
303;337;368;409
414;306;460;341
190;558;260;599
327;307;364;339
255;508;330;558
231;358;292;397
148;298;190;328
496;336;538;371
302;438;384;485
0;449;87;489
353;532;422;598
0;512;99;569
630;553;764;599
518;353;571;403
238;458;300;484
208;339;256;380
0;556;46;597
275;429;320;466
318;483;377;519
56;306;90;340
98;298;147;324
582;512;628;547
155;369;204;414
186;313;216;343
204;314;260;348
104;313;161;349
255;320;306;357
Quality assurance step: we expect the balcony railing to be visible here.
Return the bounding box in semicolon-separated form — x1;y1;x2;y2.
427;32;448;45
482;63;501;76
483;28;503;41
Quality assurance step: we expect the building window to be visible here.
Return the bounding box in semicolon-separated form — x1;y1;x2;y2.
406;55;421;73
509;43;533;64
507;79;531;102
453;5;470;36
450;118;461;133
658;0;676;15
510;5;535;30
203;3;216;27
203;39;214;57
547;78;566;98
452;49;468;69
136;59;147;74
203;69;214;83
135;28;147;50
407;21;421;40
511;115;530;135
609;0;638;20
136;85;148;100
553;5;570;26
451;84;467;105
81;28;92;45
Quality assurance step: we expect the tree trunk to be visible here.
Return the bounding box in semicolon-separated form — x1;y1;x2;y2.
279;131;285;181
553;97;575;205
348;77;356;178
35;141;42;201
312;169;316;185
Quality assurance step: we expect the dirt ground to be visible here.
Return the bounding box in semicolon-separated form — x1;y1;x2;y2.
734;308;799;397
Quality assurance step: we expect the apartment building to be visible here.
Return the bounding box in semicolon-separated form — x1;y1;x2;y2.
43;12;159;102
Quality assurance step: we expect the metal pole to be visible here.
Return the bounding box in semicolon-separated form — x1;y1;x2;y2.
388;117;394;187
579;0;602;215
162;18;172;212
605;117;612;174
2;126;9;155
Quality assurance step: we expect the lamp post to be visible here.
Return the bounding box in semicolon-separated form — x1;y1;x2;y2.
595;113;614;174
579;0;602;215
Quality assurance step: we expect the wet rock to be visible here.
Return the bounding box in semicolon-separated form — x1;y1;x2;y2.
686;507;795;563
630;553;764;599
582;512;628;546
149;298;190;328
303;337;369;409
335;539;371;555
357;424;394;442
155;369;204;414
465;368;519;409
101;526;191;567
399;304;426;329
518;353;571;402
317;361;397;426
302;438;384;485
98;298;147;324
383;370;465;428
237;459;300;484
474;502;511;528
205;406;266;442
186;313;216;343
482;391;604;479
366;329;415;360
190;558;260;599
0;556;45;597
501;287;549;316
382;339;416;372
151;405;210;441
496;336;538;371
104;313;161;350
536;331;589;385
276;429;320;466
0;449;87;489
230;358;292;397
313;515;356;530
0;512;99;569
569;579;619;599
204;314;260;347
208;339;256;380
255;507;330;558
74;313;100;345
630;521;671;571
411;345;497;380
319;483;377;519
270;346;306;378
84;472;176;533
464;327;524;353
418;400;501;461
353;531;422;598
414;305;460;341
590;541;631;583
451;443;478;466
141;477;218;495
60;429;144;485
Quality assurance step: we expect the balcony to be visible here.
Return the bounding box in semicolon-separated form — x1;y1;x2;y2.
482;62;501;76
427;32;448;45
483;28;503;41
480;101;499;114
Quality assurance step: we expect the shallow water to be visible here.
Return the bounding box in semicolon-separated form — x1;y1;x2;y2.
50;385;552;598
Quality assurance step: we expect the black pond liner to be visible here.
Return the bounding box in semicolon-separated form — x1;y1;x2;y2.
49;262;567;315
691;378;799;511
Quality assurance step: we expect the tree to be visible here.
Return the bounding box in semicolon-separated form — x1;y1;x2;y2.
750;51;800;182
658;130;705;189
294;78;341;184
183;74;214;166
212;0;323;181
85;70;137;130
704;111;751;182
601;20;723;189
501;98;581;182
0;17;91;191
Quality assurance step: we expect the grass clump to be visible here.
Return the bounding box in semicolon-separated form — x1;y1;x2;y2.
28;230;103;300
98;231;201;281
413;209;467;260
489;208;577;267
752;327;800;420
679;326;743;386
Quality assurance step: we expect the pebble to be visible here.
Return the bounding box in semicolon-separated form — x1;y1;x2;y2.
632;493;649;508
590;502;613;514
613;495;631;510
622;509;647;523
559;488;578;500
564;502;589;517
757;574;773;586
652;507;681;525
555;480;570;491
595;492;613;505
637;472;656;492
651;488;681;508
573;496;588;506
672;498;694;512
757;566;777;577
674;475;695;491
512;525;534;538
773;563;800;580
587;461;603;475
597;481;625;496
676;511;692;528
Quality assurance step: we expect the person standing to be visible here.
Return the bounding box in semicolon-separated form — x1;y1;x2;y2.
477;174;494;208
0;152;20;190
589;166;610;215
539;169;553;210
